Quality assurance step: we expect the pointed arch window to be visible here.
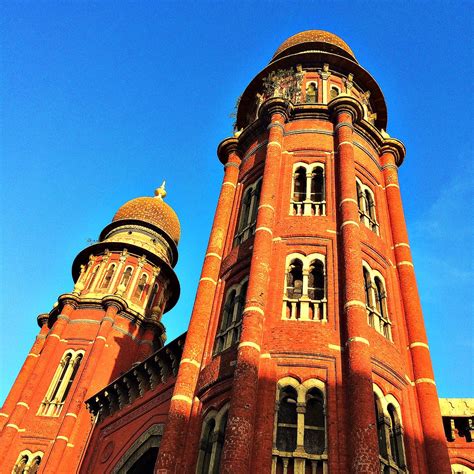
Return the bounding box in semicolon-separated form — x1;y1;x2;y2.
101;263;116;289
276;386;298;452
121;266;133;289
305;81;318;103
363;264;391;340
291;163;325;216
13;451;43;474
273;378;327;473
356;178;379;233
196;404;229;474
374;389;407;473
38;350;84;416
134;273;149;300
214;279;248;354
234;179;262;246
283;254;327;322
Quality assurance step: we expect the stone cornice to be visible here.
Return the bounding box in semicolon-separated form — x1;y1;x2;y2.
86;333;186;420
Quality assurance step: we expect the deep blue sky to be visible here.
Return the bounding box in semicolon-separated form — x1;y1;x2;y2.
1;1;472;405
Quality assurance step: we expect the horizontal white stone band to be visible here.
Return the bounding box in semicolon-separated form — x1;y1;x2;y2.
222;181;236;188
171;394;193;404
258;204;275;211
268;141;282;147
328;344;342;351
56;435;69;442
385;183;400;189
0;413;8;418
67;443;75;448
344;300;366;310
415;378;436;386
49;334;61;340
260;353;271;359
255;226;273;235
27;353;39;358
205;253;222;260
338;141;353;147
326;229;338;234
339;198;358;207
340;220;359;229
243;306;265;316
238;341;261;352
409;342;429;350
397;261;414;268
16;402;29;409
347;337;370;346
180;358;201;369
96;336;106;342
6;423;24;432
200;277;217;285
394;243;410;249
65;412;78;418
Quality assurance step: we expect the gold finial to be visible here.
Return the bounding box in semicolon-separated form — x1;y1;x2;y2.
155;181;167;200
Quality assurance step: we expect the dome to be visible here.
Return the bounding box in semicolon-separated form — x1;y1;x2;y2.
112;184;181;244
272;30;355;61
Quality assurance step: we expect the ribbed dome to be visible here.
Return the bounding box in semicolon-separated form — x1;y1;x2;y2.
273;30;355;60
113;186;180;244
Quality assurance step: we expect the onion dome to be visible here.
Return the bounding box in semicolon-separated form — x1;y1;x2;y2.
272;30;356;62
113;183;181;244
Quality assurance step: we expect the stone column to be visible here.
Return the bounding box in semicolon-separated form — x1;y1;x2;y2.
329;96;380;473
0;314;49;431
0;300;76;457
220;98;290;473
156;139;241;473
380;141;452;474
46;299;122;469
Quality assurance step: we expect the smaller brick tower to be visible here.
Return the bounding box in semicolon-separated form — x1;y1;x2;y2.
0;184;180;472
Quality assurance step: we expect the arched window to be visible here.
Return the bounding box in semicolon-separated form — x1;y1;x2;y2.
293;167;306;204
304;388;325;454
356;178;379;233
134;273;149;300
286;259;303;299
234;179;262;246
29;457;41;474
38;350;84;416
13;451;43;474
276;386;298;452
13;455;28;474
214;280;248;354
283;254;327;321
373;390;407;473
363;264;392;340
330;85;340;98
306;82;318;103
196;405;229;474
101;263;116;289
121;266;133;289
146;281;159;312
87;264;100;290
273;379;327;473
291;164;326;216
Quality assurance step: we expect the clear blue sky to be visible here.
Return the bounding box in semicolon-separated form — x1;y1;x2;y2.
1;1;472;405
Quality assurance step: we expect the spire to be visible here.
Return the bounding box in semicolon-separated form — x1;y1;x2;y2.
155;181;167;200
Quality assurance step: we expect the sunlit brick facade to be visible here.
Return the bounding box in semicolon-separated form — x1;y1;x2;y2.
1;30;472;474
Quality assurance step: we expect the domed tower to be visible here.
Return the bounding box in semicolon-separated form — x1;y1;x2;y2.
157;31;452;473
0;185;180;472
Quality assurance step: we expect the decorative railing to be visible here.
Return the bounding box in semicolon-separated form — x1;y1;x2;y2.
86;333;185;420
291;199;326;217
272;451;328;474
283;297;327;322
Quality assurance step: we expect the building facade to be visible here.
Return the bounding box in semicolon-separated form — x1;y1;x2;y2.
1;30;472;474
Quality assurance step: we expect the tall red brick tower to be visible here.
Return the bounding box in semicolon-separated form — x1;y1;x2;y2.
156;31;452;473
0;184;181;472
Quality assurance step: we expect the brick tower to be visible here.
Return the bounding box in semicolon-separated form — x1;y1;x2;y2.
0;184;181;472
156;31;452;473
